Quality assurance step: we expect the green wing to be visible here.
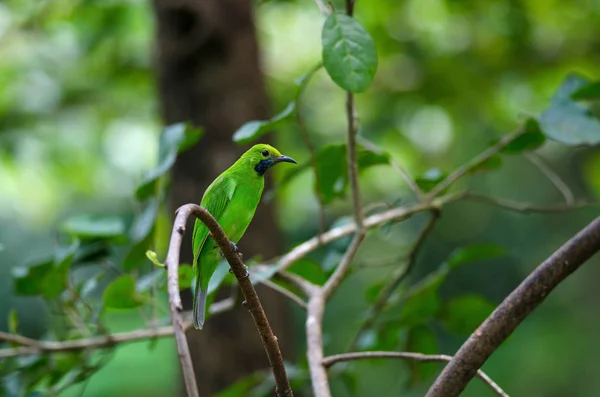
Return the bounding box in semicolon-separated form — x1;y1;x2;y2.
192;175;238;269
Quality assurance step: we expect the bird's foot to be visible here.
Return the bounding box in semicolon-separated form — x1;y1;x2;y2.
229;264;249;277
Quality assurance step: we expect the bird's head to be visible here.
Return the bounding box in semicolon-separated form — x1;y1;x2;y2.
242;144;297;176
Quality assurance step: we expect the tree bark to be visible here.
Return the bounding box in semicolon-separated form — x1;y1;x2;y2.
152;1;291;395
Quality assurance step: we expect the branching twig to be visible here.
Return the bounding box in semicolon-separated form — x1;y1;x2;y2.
524;152;574;204
425;128;526;200
347;209;440;351
323;351;509;397
427;216;600;397
177;204;293;397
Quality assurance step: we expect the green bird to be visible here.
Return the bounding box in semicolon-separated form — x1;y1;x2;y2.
191;143;297;329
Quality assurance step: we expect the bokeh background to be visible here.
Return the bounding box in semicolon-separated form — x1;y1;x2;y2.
1;0;599;396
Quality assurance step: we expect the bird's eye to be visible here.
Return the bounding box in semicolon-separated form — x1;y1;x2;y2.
261;149;269;157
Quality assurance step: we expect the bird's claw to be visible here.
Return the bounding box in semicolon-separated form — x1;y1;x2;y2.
228;265;249;277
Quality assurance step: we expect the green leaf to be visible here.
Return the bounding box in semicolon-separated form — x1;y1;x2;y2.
145;250;164;268
61;215;126;240
447;243;506;269
288;259;327;285
571;81;600;100
12;241;79;298
124;198;159;270
103;275;144;309
232;102;295;144
501;119;546;154
316;143;390;203
416;168;446;193
178;264;194;290
136;123;204;200
322;13;378;93
539;73;600;146
438;295;495;334
406;325;439;384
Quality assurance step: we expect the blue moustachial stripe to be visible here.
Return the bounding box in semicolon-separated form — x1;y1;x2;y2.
254;159;273;176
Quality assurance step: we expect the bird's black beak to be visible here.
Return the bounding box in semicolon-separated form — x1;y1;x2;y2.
273;155;297;164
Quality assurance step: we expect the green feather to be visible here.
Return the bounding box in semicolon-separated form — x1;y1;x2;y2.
191;143;297;329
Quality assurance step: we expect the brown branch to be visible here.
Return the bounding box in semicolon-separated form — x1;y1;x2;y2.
177;204;293;397
323;351;508;397
425;128;526;200
347;209;440;351
427;216;600;397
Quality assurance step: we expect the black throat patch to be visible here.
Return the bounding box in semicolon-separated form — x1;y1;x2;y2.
254;159;272;176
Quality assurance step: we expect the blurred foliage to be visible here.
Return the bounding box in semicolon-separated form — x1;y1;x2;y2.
1;0;600;397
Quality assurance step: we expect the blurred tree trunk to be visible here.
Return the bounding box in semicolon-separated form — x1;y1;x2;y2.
152;1;291;395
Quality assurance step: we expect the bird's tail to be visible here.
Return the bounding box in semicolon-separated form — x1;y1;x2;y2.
193;287;208;330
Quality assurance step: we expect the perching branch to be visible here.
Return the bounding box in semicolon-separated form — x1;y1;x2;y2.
177;204;293;397
427;216;600;397
323;351;508;397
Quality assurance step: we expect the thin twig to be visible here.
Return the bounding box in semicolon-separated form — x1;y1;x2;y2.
524;152;574;204
427;216;600;397
347;210;440;351
323;351;509;397
180;204;293;397
425;128;527;200
461;192;598;213
260;278;307;308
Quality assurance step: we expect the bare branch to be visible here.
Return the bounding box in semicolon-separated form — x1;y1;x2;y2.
427;216;600;397
260;278;307;308
348;209;440;350
306;293;329;397
323;351;509;397
425;128;526;200
180;204;294;397
524;152;574;204
165;205;200;397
